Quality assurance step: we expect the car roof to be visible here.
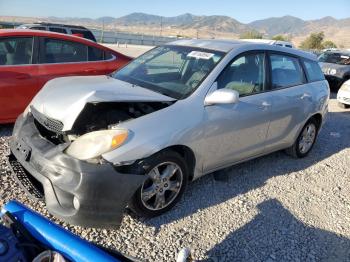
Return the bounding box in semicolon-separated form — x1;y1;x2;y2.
0;29;93;42
168;39;316;61
0;29;130;59
19;23;88;30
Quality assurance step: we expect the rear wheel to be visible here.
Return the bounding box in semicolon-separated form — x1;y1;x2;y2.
285;118;318;158
130;150;188;217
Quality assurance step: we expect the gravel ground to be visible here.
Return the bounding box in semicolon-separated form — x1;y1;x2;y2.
0;96;350;261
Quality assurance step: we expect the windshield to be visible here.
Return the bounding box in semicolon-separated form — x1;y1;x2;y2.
318;52;350;65
113;45;225;99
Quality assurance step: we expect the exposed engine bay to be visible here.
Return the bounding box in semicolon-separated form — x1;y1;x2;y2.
33;101;173;144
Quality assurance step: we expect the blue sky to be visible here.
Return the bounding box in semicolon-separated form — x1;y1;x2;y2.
0;0;349;23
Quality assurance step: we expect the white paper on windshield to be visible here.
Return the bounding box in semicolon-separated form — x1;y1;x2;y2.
187;51;214;60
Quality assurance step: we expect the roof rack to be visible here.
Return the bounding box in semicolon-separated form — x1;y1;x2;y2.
35;22;88;30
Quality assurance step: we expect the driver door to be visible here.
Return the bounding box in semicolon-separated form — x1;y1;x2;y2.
202;52;272;172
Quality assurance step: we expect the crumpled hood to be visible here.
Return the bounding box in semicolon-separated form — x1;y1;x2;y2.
29;75;175;131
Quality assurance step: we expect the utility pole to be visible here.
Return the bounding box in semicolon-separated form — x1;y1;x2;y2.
100;19;105;43
160;16;163;37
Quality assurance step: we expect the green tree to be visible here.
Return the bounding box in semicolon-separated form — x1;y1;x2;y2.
299;32;325;50
272;35;288;41
239;30;263;39
322;40;337;49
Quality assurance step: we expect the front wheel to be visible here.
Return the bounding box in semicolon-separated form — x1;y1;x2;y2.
130;150;188;217
285;119;318;158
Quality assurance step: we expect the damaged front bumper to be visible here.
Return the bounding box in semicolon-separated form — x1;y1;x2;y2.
8;114;146;228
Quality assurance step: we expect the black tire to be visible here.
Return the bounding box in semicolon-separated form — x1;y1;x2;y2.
285;118;319;158
129;150;189;218
338;102;350;109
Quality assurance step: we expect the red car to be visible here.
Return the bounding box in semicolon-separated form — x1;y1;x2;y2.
0;29;131;123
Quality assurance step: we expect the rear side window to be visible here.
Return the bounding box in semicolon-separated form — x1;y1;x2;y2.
49;27;67;34
302;60;325;82
104;51;113;60
71;29;96;42
88;46;104;61
270;54;304;89
40;38;87;64
0;37;33;65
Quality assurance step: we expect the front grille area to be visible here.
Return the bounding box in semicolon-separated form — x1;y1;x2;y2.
8;155;44;200
30;106;64;134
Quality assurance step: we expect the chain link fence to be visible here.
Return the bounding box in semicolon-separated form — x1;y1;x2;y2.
91;29;184;46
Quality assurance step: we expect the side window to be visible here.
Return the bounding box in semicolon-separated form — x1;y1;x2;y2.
104;51;113;60
30;26;46;30
49;27;67;34
40;38;87;64
302;59;325;82
0;37;33;65
217;53;266;96
270;54;304;89
88;46;104;61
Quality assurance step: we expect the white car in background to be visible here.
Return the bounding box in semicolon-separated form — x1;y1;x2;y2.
337;79;350;108
241;39;294;48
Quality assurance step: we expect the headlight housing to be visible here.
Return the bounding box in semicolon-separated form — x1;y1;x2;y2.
329;68;337;75
65;129;129;161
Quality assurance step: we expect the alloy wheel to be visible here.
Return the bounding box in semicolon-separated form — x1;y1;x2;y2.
141;162;183;211
299;123;316;154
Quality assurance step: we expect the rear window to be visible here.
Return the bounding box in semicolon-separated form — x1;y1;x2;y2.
71;29;96;42
318;52;350;65
302;60;325;82
270;54;304;89
40;38;87;64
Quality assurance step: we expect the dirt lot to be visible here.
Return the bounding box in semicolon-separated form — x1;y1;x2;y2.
0;94;349;262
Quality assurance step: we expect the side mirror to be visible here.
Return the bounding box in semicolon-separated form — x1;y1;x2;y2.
204;88;239;106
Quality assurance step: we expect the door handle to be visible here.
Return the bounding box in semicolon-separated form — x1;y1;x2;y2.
260;101;271;109
300;93;311;99
15;74;31;79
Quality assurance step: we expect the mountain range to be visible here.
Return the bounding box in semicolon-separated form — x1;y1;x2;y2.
1;12;350;47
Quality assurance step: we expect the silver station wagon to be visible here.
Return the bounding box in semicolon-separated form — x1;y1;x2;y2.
9;40;329;227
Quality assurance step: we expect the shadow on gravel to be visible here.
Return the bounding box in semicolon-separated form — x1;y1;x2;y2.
205;199;350;261
145;111;350;228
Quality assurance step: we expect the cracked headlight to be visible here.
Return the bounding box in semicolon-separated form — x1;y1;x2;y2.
65;129;129;161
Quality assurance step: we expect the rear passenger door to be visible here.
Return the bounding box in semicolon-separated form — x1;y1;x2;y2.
264;52;311;152
0;36;39;122
36;37;107;88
